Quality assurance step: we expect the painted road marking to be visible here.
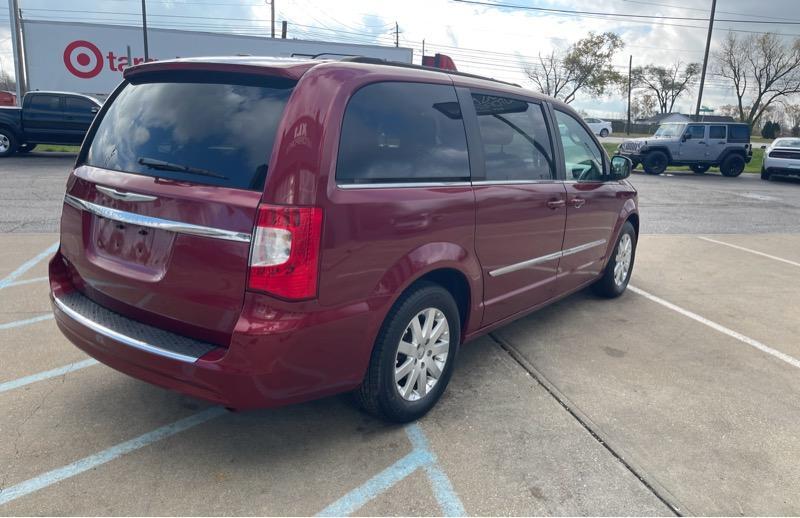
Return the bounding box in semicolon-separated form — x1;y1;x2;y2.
0;407;226;506
698;236;800;269
0;359;99;394
629;285;800;370
0;314;53;331
318;423;465;517
4;276;48;288
0;242;58;290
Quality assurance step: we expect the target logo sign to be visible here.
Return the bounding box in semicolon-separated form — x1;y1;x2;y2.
63;40;103;79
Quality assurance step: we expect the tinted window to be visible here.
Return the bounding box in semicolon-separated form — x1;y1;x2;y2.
85;73;294;191
65;97;97;113
337;82;469;184
709;125;726;139
29;95;60;111
555;110;604;181
686;125;705;139
472;94;554;181
728;125;750;142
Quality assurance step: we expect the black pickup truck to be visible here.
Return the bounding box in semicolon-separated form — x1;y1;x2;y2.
0;91;102;157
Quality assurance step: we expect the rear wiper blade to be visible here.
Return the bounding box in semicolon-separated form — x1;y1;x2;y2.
137;157;228;179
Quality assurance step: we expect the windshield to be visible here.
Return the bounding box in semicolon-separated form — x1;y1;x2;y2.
85;72;295;191
774;138;800;148
654;123;686;138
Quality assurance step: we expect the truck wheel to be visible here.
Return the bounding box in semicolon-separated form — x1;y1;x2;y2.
720;154;745;177
631;160;640;170
592;221;637;298
355;281;460;423
0;129;17;157
600;128;609;138
17;143;37;154
643;151;668;175
690;164;710;174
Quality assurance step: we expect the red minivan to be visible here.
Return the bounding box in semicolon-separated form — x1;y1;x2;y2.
50;57;638;422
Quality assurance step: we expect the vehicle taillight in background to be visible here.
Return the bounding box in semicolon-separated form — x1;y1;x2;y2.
248;205;323;300
422;53;458;71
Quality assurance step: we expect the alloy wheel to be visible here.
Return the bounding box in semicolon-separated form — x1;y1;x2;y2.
394;308;450;401
614;234;633;287
0;134;9;153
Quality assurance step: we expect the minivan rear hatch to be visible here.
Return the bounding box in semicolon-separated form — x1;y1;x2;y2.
59;65;297;346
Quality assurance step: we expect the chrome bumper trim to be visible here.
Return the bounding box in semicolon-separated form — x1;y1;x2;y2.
64;194;252;243
489;239;607;277
53;295;205;363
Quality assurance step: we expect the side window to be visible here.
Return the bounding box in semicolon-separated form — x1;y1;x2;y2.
64;97;96;114
709;125;726;139
472;94;554;181
685;125;705;139
728;125;749;142
336;82;470;184
28;95;61;111
555;110;604;181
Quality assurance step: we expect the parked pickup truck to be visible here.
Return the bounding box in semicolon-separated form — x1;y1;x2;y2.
0;91;101;157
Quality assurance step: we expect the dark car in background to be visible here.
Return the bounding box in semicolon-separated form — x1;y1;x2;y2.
0;91;101;156
50;57;639;422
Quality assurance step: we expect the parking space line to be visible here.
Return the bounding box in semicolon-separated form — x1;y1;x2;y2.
0;406;226;506
0;242;58;290
0;314;53;331
5;276;48;288
629;285;800;370
0;359;99;394
697;236;800;268
317;424;466;517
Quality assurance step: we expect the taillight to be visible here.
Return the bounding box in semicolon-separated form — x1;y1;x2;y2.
248;204;323;300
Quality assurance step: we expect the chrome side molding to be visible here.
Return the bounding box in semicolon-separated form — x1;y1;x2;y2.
64;194;251;243
96;185;158;202
489;239;607;277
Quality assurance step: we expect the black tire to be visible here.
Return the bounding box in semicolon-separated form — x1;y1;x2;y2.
760;166;771;181
355;281;461;423
631;160;640;170
643;151;668;175
17;143;36;153
0;128;18;157
720;154;745;177
592;221;637;298
600;128;609;138
690;164;710;174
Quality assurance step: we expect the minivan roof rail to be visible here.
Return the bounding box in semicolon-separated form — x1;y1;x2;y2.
341;56;522;88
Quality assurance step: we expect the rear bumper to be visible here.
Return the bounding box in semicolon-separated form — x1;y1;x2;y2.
765;166;800;177
49;253;381;409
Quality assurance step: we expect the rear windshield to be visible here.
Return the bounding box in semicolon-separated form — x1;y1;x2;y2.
85;72;295;191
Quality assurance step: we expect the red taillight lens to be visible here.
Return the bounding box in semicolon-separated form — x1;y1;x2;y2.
248;204;323;300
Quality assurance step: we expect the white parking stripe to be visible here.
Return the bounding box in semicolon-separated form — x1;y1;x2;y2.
0;407;226;506
629;285;800;370
698;236;800;268
0;359;99;394
0;242;58;290
0;314;53;330
5;276;48;288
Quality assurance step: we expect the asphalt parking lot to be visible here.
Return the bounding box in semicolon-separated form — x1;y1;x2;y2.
1;153;800;515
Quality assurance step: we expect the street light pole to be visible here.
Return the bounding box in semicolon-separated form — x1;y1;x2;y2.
7;0;23;104
695;0;716;117
141;0;149;60
270;0;275;38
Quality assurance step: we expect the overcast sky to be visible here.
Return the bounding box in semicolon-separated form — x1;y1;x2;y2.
2;0;799;116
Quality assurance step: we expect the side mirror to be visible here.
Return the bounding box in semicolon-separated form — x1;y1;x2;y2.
682;133;690;142
610;155;632;180
760;144;767;149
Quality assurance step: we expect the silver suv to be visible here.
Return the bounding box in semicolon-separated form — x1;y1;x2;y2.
616;122;752;177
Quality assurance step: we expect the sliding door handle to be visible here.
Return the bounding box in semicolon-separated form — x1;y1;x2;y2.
546;199;566;210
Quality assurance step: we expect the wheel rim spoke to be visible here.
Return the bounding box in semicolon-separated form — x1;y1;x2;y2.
395;307;451;401
417;365;428;397
427;360;442;379
410;316;424;345
398;340;416;357
395;357;414;382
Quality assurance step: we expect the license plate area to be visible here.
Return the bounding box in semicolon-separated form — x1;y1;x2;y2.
89;214;175;279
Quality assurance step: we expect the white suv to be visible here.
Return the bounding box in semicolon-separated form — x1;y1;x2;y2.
584;117;612;138
761;137;800;180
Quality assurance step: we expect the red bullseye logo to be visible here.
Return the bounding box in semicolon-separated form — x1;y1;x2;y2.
63;40;103;79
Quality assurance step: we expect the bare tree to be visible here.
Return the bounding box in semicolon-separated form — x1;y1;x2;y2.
630;92;658;121
784;103;800;130
525;32;624;104
714;31;800;126
629;61;700;114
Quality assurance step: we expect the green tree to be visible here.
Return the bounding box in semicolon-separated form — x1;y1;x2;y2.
524;32;624;104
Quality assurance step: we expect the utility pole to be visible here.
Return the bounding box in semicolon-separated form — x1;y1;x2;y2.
695;0;716;117
626;55;632;135
395;22;399;47
281;20;287;39
270;0;275;38
8;0;24;103
422;39;425;62
141;0;149;60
